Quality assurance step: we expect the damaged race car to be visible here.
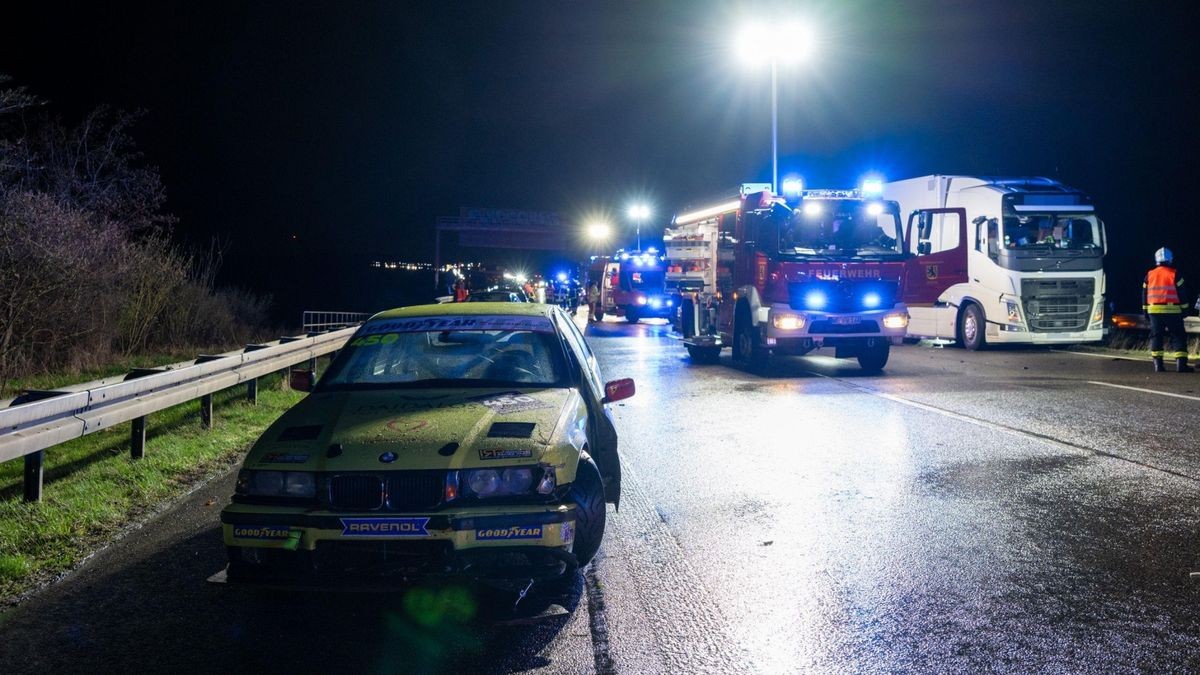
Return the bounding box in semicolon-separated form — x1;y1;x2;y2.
220;302;633;589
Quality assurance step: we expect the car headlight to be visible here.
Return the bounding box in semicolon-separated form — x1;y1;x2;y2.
636;296;647;305
773;313;805;330
460;466;553;498
882;313;909;329
236;470;316;498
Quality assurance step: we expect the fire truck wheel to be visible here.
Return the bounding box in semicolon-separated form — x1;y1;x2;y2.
570;453;606;567
958;303;987;351
857;341;890;371
734;322;766;367
686;345;720;364
625;308;641;323
679;299;695;337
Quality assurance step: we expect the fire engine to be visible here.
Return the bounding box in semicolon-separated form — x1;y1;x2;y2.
667;181;909;371
588;250;675;323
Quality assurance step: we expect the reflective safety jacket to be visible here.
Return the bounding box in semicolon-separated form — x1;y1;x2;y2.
1143;264;1187;314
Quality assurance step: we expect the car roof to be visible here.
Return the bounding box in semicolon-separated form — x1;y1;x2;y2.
369;302;558;321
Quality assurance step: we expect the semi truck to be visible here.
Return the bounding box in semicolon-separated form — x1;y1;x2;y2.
882;176;1106;349
668;182;910;371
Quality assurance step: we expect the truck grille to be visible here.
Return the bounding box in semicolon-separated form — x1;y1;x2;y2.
327;472;444;512
807;320;880;334
1021;278;1095;332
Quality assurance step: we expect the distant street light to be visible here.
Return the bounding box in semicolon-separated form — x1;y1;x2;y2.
587;221;612;242
735;22;815;194
627;204;651;251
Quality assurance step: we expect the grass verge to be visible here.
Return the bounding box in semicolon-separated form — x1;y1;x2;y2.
0;372;304;606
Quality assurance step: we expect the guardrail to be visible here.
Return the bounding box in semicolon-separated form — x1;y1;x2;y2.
302;310;372;332
2;326;360;502
1111;314;1200;333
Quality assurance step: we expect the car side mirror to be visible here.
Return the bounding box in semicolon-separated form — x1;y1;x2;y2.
289;369;315;392
601;378;635;404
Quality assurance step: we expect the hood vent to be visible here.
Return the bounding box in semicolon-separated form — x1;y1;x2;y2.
277;425;323;442
487;422;536;439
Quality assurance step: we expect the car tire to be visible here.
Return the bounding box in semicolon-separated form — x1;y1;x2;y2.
686;345;720;364
856;341;890;372
570;454;606;567
959;303;987;351
625;308;640;324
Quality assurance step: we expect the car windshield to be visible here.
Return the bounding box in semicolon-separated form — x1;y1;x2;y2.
780;200;904;258
1002;212;1101;251
318;314;568;390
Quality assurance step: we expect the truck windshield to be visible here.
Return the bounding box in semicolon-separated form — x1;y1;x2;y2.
621;270;665;290
779;200;904;258
1002;211;1101;252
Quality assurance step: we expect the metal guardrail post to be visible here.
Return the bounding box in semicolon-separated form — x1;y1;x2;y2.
131;416;147;459
247;379;258;405
24;452;44;502
200;394;214;429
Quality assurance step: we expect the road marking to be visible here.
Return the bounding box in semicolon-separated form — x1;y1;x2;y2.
1087;380;1200;402
813;372;1199;483
1052;349;1144;362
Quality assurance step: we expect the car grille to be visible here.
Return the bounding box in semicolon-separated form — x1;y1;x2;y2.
807;320;881;334
327;472;444;512
1021;278;1095;332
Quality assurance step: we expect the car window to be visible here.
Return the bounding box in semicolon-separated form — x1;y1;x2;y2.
319;314;568;390
556;311;604;400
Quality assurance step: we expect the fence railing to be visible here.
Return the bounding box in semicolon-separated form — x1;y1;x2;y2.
302;310;372;333
2;326;360;502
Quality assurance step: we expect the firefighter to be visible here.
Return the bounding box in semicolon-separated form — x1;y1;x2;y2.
453;278;470;303
1143;247;1193;372
587;281;601;322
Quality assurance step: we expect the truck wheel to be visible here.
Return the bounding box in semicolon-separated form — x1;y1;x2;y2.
857;341;890;372
625;308;640;324
570;454;606;567
959;303;987;351
679;299;695;337
734;322;766;367
686;345;720;364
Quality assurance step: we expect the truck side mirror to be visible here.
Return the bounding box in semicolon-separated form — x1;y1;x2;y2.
919;242;932;256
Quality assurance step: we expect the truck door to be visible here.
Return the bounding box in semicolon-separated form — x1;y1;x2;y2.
903;208;968;306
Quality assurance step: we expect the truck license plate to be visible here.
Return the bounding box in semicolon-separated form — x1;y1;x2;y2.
832;316;861;325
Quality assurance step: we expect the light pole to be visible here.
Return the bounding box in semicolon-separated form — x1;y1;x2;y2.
735;22;814;194
627;203;650;251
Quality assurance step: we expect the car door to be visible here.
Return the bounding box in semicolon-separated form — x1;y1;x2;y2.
554;310;621;506
903;207;969;306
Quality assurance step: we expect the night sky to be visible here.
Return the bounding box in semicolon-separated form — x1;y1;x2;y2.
3;1;1197;315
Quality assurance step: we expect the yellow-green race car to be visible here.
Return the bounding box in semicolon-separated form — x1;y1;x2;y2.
220;302;634;588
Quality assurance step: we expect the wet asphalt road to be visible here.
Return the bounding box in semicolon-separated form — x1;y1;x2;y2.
3;318;1200;673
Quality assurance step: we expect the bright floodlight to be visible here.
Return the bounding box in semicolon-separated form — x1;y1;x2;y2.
803;201;823;216
781;177;804;196
587;222;612;240
861;178;884;196
866;202;884;216
735;22;815;66
628;204;651;220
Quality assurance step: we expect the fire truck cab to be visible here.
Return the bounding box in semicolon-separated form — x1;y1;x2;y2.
594;250;674;323
669;182;910;371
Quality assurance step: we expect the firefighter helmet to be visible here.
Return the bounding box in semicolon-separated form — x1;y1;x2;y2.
1155;247;1173;265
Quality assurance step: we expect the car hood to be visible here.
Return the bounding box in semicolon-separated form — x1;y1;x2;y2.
244;387;572;472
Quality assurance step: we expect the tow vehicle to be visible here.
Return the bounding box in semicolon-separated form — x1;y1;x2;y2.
668;181;909;371
592;251;675;323
882;176;1106;348
220;302;634;590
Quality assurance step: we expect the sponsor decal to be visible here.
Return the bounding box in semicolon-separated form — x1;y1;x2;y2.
470;391;553;415
261;453;310;464
386;419;430;434
340;517;430;537
476;525;544;541
232;525;292;540
379;451;398;463
355;315;554;337
561;521;574;544
478;447;534;461
351;401;472;415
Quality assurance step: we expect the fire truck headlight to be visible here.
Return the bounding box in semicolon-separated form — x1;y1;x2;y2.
804;291;827;310
666;299;674;307
773;313;805;330
882;313;909;330
863;292;881;309
636;296;647;306
649;297;662;309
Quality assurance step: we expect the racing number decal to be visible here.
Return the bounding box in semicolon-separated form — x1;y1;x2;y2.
925;265;939;280
349;333;400;348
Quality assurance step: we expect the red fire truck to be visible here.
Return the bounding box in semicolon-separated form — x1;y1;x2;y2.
588;250;675;323
668;181;909;371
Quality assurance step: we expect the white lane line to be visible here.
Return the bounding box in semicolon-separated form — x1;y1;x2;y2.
1052;349;1143;362
1087;380;1200;402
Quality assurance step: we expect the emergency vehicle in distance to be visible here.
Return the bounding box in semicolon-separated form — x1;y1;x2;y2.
588;250;675;323
668;181;910;371
882;176;1106;349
